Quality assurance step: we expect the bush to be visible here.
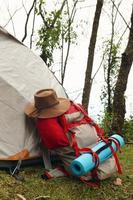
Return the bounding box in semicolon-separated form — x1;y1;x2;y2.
99;113;133;142
98;112;112;137
123;117;133;142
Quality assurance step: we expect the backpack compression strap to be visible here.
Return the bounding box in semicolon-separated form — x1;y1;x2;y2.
72;102;104;138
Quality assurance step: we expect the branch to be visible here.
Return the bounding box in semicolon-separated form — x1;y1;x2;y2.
110;0;131;30
21;0;37;42
38;0;66;29
76;4;96;11
3;6;23;28
61;29;64;80
113;0;123;24
117;22;130;46
92;52;106;80
38;3;48;28
73;92;82;101
68;88;83;94
61;0;80;84
6;7;16;36
63;0;79;35
30;0;37;48
61;0;71;85
51;0;67;28
22;0;28;14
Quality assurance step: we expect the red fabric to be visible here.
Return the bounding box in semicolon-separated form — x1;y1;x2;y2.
36;118;69;149
108;138;122;174
71;133;80;157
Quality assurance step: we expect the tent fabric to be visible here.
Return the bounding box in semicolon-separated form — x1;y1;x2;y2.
0;27;67;162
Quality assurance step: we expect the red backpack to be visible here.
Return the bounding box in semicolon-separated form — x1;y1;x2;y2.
36;101;121;186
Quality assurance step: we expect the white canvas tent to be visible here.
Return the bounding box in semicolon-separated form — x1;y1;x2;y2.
0;26;67;169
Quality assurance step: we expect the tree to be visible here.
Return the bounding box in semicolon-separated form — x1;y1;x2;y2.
100;1;121;134
101;41;120;113
36;0;78;85
82;0;104;111
111;6;133;134
36;0;67;67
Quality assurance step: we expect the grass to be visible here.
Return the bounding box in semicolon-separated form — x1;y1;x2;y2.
0;145;133;200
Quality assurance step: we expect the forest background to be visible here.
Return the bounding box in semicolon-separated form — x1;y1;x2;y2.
0;0;133;140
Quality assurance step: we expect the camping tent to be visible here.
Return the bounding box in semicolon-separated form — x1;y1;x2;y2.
0;26;67;169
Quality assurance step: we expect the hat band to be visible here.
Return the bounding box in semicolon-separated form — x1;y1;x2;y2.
35;100;59;110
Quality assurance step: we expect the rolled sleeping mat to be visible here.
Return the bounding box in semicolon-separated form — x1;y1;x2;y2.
70;134;125;177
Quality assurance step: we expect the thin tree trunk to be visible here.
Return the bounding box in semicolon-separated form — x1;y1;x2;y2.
82;0;104;111
22;0;37;42
107;2;115;113
111;7;133;134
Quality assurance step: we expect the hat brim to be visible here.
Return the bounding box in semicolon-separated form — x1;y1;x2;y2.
24;98;70;118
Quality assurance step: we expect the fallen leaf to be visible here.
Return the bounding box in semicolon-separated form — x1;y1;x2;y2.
35;195;50;200
14;194;26;200
113;178;122;186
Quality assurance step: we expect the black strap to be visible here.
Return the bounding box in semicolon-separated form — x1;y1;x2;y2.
109;136;121;147
95;141;112;155
95;136;120;155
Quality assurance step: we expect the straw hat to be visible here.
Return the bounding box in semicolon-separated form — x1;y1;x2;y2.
24;89;70;118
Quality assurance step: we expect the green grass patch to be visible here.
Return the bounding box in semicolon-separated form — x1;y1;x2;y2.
0;145;133;200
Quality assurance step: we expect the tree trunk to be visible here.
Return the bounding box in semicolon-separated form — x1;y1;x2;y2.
111;7;133;134
82;0;104;111
107;3;115;114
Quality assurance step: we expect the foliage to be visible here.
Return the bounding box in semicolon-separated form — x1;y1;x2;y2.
99;113;133;141
0;146;133;199
99;111;113;137
36;0;77;68
123;117;133;142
